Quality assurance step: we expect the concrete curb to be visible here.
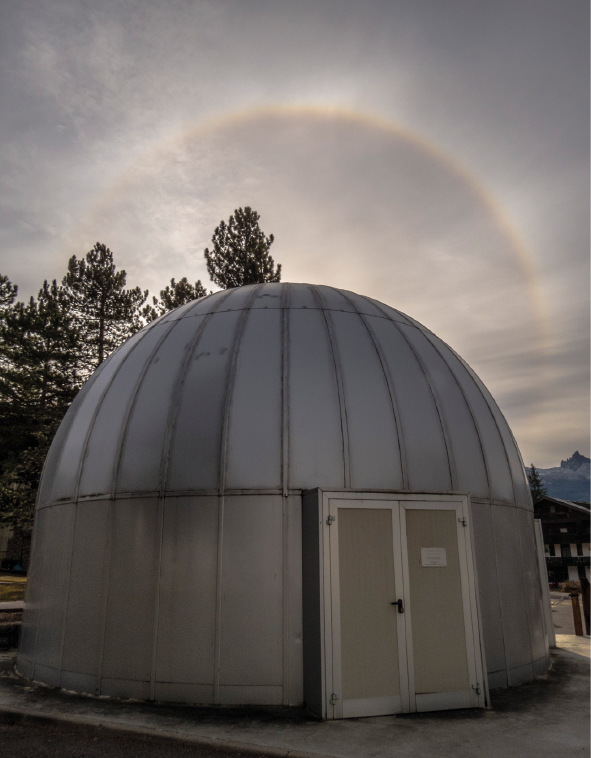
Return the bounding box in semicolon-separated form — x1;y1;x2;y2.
0;704;335;758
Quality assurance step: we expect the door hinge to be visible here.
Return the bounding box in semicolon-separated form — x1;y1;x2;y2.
472;683;481;695
458;517;467;527
329;693;340;705
327;515;336;525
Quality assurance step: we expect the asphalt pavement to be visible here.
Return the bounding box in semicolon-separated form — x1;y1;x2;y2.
0;722;273;758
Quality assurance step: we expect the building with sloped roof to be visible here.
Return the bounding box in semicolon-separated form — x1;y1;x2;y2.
534;495;590;584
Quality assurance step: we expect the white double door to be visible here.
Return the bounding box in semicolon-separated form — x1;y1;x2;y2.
323;493;487;718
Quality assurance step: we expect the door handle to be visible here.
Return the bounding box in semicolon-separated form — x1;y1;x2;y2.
391;599;404;613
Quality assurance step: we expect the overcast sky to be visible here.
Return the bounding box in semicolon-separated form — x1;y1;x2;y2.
0;0;588;467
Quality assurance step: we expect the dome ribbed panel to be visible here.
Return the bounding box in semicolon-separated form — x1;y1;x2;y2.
225;307;282;489
77;324;172;498
37;282;530;506
368;317;452;491
328;308;402;490
117;316;203;494
50;330;146;503
288;302;345;489
399;324;489;497
36;355;111;506
166;309;242;492
423;334;515;502
451;350;531;507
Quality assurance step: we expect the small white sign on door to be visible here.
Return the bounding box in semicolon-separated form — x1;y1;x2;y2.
421;547;447;567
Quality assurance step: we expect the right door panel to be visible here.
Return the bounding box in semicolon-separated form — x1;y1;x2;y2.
402;506;473;711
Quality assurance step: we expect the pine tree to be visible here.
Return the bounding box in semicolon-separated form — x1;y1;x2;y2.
527;464;548;502
0;274;17;311
63;243;147;372
142;277;209;322
0;280;80;532
204;207;281;289
0;433;49;532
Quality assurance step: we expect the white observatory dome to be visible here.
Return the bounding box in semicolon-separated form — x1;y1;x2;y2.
18;284;549;715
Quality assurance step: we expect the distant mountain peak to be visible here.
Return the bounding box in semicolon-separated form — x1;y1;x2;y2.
526;452;590;502
560;451;590;472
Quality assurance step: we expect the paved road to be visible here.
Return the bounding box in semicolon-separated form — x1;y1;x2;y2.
0;722;274;758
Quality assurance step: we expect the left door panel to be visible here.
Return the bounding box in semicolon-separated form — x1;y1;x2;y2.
328;499;409;718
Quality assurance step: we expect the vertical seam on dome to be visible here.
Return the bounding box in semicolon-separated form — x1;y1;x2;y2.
507;426;532;508
514;508;536;670
97;500;114;696
31;508;51;681
214;284;263;704
489;502;510;687
218;285;264;496
280;283;291;704
110;321;179;499
282;493;290;704
158;288;235;497
444;343;518;505
421;332;493;500
57;503;77;688
309;285;350;488
337;289;409;490
281;284;291;497
388;319;457;491
150;497;165;701
69;331;150;504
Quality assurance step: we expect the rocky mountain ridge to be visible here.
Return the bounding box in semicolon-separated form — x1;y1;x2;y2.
526;451;590;502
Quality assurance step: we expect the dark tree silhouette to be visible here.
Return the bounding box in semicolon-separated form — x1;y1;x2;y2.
204;207;281;289
143;277;209;322
527;464;548;502
0;280;80;531
0;274;17;310
63;243;147;370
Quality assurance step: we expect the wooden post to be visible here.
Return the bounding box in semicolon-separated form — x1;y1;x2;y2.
580;577;590;636
570;591;584;636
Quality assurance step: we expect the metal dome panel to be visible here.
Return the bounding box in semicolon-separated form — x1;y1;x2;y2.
37;282;530;507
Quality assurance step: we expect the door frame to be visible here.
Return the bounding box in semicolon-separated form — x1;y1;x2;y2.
318;490;488;718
